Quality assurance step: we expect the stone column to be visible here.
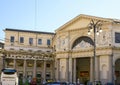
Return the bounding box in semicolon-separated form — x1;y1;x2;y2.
52;60;55;81
0;56;3;70
69;57;72;82
1;54;5;69
90;57;93;82
96;56;99;81
66;58;69;82
112;55;115;85
43;61;46;81
13;58;16;69
0;54;4;69
73;58;76;83
57;59;60;81
33;60;36;78
23;59;26;77
108;55;113;82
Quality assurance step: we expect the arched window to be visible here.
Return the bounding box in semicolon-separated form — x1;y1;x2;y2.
72;36;94;49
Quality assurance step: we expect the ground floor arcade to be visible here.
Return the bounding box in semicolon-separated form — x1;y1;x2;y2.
0;50;55;84
1;50;120;84
55;53;120;85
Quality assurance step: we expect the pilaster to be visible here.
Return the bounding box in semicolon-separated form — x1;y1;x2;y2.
43;61;46;81
33;60;36;78
108;55;113;82
13;58;16;69
69;56;73;82
73;58;76;83
90;57;93;82
23;59;26;77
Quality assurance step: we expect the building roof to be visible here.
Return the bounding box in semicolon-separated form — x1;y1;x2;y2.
5;28;55;35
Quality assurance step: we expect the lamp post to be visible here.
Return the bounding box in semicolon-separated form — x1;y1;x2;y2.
88;19;102;85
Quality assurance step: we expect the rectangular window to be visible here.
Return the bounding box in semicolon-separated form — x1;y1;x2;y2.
47;39;51;45
10;36;14;43
115;32;120;43
20;37;24;43
38;39;42;45
37;73;41;78
29;38;33;45
46;72;51;79
46;64;50;68
37;63;42;67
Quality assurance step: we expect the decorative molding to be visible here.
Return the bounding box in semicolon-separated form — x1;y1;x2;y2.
0;50;55;61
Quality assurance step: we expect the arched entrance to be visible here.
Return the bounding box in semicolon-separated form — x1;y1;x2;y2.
115;59;120;85
72;36;94;84
76;57;90;84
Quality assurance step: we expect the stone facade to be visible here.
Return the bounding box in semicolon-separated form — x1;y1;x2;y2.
1;14;120;84
54;14;120;85
1;29;55;83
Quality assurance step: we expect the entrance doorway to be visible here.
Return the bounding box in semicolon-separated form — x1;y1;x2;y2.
18;72;23;85
76;57;90;84
115;59;120;84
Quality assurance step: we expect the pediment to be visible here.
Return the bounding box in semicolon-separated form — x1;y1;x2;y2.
55;14;112;33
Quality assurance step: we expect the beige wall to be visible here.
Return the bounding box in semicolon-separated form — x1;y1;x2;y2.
3;14;120;84
54;14;120;84
4;30;54;52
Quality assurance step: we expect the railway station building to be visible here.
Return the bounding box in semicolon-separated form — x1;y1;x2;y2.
1;14;120;84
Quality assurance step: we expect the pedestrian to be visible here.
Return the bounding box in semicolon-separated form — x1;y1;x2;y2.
23;76;26;85
77;78;80;85
28;76;32;85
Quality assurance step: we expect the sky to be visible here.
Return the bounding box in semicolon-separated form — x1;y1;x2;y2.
1;0;120;42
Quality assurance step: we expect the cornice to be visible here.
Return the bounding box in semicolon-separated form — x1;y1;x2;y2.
113;47;120;50
0;50;55;61
56;46;112;54
1;50;54;57
5;28;55;35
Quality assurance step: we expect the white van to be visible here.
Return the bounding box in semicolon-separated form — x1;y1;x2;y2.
1;68;18;85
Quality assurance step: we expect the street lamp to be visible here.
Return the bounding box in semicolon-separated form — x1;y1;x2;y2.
88;19;102;85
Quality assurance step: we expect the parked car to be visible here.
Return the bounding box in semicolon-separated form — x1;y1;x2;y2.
68;82;75;85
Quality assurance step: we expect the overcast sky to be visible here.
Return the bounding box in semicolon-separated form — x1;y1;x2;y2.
1;0;120;42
